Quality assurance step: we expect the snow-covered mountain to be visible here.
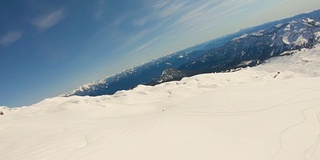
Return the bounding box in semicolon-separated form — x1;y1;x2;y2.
174;16;320;79
1;44;320;160
66;10;320;96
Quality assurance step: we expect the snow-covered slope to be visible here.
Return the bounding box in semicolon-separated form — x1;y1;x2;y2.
1;45;320;160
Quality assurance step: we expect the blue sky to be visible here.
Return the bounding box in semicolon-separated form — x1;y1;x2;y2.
1;0;320;107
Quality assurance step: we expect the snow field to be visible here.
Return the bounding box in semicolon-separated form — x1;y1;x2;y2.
1;45;320;160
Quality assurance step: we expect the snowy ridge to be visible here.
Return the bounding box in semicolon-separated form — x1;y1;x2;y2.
1;44;320;160
233;18;320;47
63;49;210;97
64;67;140;96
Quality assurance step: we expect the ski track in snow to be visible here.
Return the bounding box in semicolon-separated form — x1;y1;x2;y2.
304;114;320;160
271;104;320;160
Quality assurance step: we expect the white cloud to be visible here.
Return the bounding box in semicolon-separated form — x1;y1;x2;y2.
0;31;22;45
31;8;66;31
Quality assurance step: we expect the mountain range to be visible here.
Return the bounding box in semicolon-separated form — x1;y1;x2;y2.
65;9;320;97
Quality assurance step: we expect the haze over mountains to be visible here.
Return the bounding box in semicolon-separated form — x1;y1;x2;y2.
65;9;320;97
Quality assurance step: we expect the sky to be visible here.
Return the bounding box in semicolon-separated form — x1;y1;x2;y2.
1;0;320;107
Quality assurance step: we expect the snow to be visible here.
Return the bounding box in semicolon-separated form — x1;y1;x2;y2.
276;23;283;28
293;35;308;46
315;32;320;38
237;60;253;66
178;55;184;58
282;36;291;45
232;34;248;41
251;30;264;36
1;45;320;160
284;24;291;31
269;18;320;48
304;18;315;23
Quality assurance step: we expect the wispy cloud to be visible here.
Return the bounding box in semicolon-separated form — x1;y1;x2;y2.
175;1;221;24
133;18;147;26
152;0;171;10
31;8;66;31
176;0;245;23
126;41;153;56
88;0;260;63
156;1;187;19
0;31;22;45
140;0;187;22
142;0;255;29
167;0;256;34
94;0;106;20
123;29;153;47
124;0;258;56
126;37;159;56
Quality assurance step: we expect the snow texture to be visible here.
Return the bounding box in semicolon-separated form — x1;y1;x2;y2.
1;45;320;160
